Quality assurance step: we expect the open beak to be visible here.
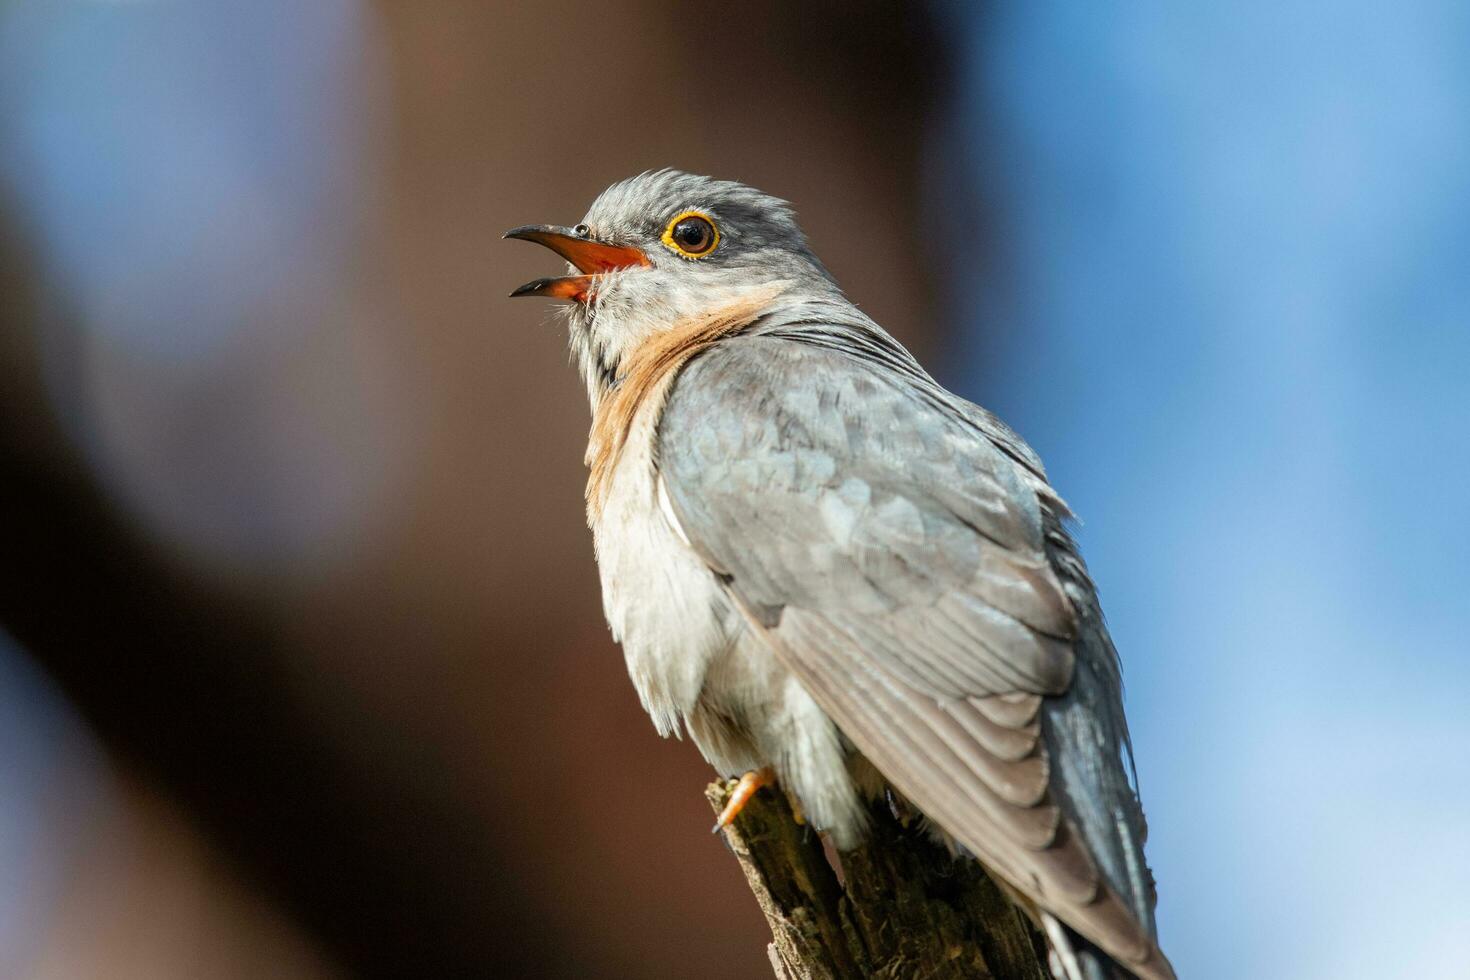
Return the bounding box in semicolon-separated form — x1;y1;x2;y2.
504;225;650;302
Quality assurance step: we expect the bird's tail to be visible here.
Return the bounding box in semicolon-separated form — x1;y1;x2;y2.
1042;912;1154;980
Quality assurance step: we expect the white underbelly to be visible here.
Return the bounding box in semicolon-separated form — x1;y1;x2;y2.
591;451;736;739
588;433;866;844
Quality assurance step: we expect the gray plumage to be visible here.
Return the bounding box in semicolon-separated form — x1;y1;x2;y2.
508;170;1174;980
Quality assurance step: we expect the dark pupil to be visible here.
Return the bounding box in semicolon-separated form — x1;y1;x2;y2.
674;218;712;252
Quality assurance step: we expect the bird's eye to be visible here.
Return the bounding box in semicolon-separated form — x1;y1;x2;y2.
661;212;719;258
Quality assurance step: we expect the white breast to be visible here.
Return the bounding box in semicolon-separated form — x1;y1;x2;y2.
582;350;866;846
589;406;736;738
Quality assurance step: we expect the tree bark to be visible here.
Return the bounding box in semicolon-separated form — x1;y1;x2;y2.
707;779;1051;980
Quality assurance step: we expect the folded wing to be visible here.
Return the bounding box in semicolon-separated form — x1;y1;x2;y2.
658;331;1172;979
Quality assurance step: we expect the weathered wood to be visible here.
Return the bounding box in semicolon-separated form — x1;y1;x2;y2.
707;779;1051;980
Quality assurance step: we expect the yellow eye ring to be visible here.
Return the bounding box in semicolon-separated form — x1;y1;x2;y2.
661;211;720;259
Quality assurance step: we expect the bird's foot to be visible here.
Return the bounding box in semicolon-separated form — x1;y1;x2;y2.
884;787;919;828
788;792;806;826
711;767;776;833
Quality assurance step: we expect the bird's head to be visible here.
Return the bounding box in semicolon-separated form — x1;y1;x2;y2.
506;169;838;397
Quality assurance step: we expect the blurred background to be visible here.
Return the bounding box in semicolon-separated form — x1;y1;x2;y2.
0;2;1466;978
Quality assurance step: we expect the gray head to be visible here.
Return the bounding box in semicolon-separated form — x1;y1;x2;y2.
506;170;841;398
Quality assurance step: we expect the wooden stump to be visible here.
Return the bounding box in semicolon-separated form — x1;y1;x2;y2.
707;779;1050;980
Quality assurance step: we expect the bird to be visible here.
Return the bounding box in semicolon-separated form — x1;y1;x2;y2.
506;170;1173;980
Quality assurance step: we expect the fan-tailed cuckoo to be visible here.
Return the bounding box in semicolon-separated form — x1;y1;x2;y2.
507;170;1173;980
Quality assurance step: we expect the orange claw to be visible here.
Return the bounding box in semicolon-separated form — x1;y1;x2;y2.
712;767;776;833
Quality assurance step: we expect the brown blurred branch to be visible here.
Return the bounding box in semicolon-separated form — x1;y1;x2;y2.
707;780;1050;980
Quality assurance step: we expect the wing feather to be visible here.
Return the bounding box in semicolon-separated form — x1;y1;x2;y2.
659;330;1172;979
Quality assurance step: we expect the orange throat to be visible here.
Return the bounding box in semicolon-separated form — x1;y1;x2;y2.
584;287;783;520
